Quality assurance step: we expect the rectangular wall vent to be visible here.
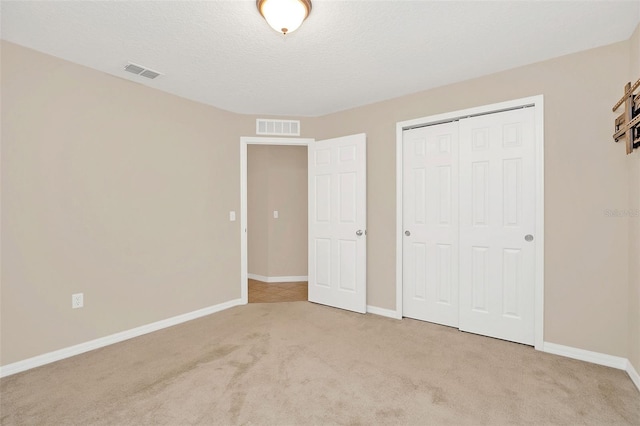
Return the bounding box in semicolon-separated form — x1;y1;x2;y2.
124;63;162;80
256;119;300;136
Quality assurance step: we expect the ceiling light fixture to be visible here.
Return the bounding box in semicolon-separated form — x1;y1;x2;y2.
257;0;312;35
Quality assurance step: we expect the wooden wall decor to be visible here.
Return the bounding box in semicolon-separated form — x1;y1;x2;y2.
613;78;640;155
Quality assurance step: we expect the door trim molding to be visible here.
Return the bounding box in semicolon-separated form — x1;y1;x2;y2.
240;137;314;304
395;95;545;350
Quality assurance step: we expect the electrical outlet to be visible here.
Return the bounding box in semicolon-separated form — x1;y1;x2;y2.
72;293;84;309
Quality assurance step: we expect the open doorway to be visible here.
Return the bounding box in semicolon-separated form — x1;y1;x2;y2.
247;144;308;303
240;137;313;303
240;134;367;312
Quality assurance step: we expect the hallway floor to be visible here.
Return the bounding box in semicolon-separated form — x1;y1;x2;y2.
248;279;308;303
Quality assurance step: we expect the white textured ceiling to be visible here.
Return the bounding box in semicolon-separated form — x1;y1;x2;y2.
2;1;639;117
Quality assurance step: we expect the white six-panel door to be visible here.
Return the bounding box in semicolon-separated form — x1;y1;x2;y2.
402;107;536;345
402;122;459;327
308;134;367;313
458;108;536;345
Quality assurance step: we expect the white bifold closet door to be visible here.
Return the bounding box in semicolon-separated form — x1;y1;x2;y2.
458;108;536;345
402;107;536;346
402;122;459;327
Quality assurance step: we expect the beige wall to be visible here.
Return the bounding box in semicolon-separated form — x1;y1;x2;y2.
307;39;633;357
247;146;269;277
628;23;640;373
0;40;244;364
248;145;308;278
2;29;639;369
0;41;312;365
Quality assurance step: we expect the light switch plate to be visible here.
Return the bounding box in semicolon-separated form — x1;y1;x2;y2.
229;211;236;221
273;210;279;219
72;293;84;309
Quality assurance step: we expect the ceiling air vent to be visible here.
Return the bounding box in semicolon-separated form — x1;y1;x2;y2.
256;119;300;136
124;63;162;80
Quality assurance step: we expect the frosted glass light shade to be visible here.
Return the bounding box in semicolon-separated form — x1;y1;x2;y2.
257;0;312;35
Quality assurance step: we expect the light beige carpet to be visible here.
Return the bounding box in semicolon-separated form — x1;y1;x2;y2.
1;302;639;425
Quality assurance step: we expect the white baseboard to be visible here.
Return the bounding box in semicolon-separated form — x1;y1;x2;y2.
0;298;243;378
542;342;628;369
627;359;640;393
366;305;402;319
541;343;640;392
248;273;308;283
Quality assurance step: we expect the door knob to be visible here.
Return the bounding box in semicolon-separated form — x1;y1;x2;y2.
405;230;411;236
525;234;534;242
356;230;364;236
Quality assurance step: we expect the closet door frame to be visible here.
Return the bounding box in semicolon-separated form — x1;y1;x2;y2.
395;95;545;350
